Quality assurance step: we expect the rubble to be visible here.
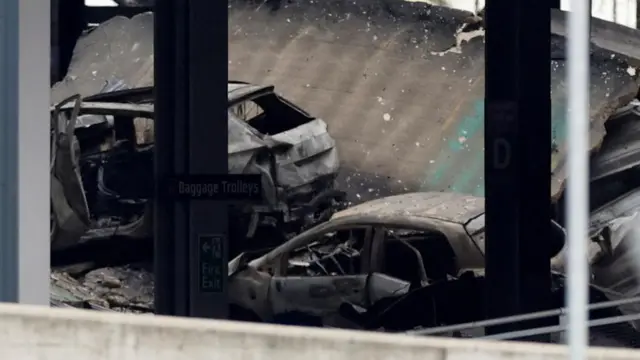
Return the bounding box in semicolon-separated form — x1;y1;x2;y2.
51;264;154;313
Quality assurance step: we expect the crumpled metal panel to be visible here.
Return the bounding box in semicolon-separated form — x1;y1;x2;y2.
51;99;92;250
271;119;339;191
228;0;640;203
550;188;640;332
590;101;640;182
268;273;410;321
228;114;269;170
589;188;640;234
591;211;640;331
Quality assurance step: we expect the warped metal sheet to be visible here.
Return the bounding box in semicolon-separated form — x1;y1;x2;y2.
590;103;640;182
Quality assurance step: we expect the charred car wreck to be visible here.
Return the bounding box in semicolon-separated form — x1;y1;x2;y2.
50;82;342;255
228;191;640;345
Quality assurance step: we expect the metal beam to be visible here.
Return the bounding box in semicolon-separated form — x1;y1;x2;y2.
84;6;151;25
0;0;50;304
51;0;85;83
484;0;553;338
186;0;229;319
154;0;229;318
154;0;182;317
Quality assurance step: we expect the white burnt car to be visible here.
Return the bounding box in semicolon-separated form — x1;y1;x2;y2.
228;192;638;343
50;82;341;253
228;192;564;329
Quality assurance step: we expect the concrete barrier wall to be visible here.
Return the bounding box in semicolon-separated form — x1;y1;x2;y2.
1;303;640;360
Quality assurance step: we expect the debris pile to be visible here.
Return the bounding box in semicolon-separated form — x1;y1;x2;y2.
51;264;154;313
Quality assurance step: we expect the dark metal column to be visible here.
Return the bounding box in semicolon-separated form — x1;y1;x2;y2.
84;6;151;25
154;0;229;318
484;0;553;338
187;0;229;319
154;0;183;317
51;0;85;83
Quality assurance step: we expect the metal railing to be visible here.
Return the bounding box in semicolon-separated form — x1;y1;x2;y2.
482;313;640;341
408;296;640;340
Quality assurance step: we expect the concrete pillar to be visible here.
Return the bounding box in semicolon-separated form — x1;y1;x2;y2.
0;0;51;304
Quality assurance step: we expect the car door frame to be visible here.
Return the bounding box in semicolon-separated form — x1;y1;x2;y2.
271;224;374;277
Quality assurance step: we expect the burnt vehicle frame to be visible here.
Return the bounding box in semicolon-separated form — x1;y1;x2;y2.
50;81;343;253
228;192;564;329
228;191;638;342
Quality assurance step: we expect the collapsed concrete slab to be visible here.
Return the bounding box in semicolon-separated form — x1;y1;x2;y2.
227;0;640;202
52;4;640;204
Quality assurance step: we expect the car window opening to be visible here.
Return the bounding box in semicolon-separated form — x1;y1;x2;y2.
382;229;457;286
232;93;314;135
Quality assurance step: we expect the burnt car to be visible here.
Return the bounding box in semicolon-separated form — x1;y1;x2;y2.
50;82;342;253
228;192;637;343
228;192;558;328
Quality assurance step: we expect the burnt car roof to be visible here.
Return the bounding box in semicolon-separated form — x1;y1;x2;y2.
247;191;486;271
52;101;153;116
52;81;274;114
227;82;274;103
53;82;275;110
332;192;484;225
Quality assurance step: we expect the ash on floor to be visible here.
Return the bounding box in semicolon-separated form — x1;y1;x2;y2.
51;263;154;313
